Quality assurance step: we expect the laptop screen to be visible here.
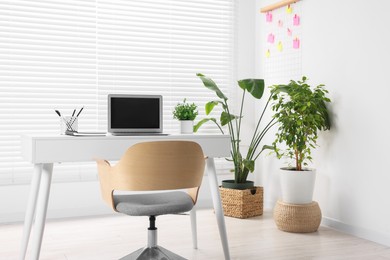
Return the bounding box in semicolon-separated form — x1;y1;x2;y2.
108;94;163;134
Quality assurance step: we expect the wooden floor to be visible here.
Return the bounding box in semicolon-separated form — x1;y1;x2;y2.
2;209;390;260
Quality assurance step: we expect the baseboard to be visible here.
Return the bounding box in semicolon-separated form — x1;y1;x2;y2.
322;216;390;248
0;206;114;224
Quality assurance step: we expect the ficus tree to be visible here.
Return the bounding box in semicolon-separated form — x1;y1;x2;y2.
270;76;331;171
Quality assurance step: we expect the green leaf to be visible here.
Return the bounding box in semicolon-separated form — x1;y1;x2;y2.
193;118;217;132
220;111;238;126
205;101;220;115
196;73;227;100
243;159;255;172
238;79;265;99
172;99;198;120
261;145;275;152
270;84;291;95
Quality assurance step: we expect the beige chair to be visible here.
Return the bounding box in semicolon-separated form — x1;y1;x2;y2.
96;141;205;260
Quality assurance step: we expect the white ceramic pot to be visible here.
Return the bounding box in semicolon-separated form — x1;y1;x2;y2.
180;120;193;134
280;167;316;204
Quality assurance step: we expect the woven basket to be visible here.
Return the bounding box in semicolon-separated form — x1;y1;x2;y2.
273;200;322;233
219;186;263;219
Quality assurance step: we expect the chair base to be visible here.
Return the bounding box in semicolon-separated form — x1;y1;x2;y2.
119;245;187;260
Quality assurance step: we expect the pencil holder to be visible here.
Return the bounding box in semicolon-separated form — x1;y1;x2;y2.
60;116;78;134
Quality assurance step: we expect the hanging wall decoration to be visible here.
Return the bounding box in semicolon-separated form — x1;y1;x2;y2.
277;41;283;52
268;33;275;43
293;37;300;49
287;28;292;37
266;12;273;22
293;14;300;26
260;0;302;82
266;49;271;58
286;4;293;14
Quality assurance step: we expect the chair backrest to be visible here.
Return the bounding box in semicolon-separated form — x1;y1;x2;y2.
111;141;205;191
96;141;205;209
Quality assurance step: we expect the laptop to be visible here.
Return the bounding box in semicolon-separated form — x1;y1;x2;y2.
108;94;167;136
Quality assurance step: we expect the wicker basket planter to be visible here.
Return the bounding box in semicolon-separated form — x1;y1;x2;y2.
219;186;263;219
273;200;322;233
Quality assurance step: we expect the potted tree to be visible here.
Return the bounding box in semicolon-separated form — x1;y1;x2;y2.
270;76;331;204
194;73;275;218
173;99;198;134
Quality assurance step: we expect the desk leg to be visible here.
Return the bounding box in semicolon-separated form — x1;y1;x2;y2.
190;207;197;249
19;164;43;260
206;158;230;260
30;163;53;260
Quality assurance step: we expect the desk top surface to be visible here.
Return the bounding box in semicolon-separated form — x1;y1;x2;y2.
22;134;231;163
24;133;229;140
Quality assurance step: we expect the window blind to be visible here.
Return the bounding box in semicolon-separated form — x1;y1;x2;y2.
0;0;235;185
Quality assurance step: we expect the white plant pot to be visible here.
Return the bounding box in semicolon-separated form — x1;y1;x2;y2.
180;120;193;134
280;167;316;204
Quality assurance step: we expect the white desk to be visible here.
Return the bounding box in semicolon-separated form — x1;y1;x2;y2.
20;134;231;260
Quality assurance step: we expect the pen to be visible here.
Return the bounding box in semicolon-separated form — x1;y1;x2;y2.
55;110;74;131
70;106;84;127
76;106;84;118
69;109;77;129
69;106;84;130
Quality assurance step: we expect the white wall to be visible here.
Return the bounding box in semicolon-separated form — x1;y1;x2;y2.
0;0;256;224
257;0;390;247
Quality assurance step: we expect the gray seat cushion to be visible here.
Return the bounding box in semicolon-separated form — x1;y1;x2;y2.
114;191;194;216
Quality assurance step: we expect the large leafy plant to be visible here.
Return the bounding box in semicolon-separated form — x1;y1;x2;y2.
194;73;275;184
270;76;331;171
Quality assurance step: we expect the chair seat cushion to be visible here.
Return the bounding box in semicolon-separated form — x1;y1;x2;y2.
114;191;194;216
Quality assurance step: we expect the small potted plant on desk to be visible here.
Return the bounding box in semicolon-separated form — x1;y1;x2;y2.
173;99;198;134
270;76;331;232
194;73;275;218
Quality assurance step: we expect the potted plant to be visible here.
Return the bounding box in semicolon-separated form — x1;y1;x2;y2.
270;76;331;204
194;73;275;218
173;98;198;134
195;73;275;189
